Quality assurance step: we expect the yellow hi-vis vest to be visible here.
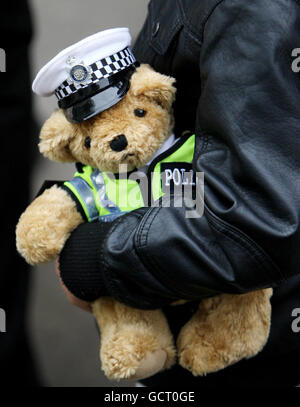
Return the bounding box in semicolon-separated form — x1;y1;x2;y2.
64;133;196;222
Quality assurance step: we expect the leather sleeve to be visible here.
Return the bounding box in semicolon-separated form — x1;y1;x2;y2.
61;0;300;309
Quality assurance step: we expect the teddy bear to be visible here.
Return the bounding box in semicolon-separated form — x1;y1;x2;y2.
15;29;272;381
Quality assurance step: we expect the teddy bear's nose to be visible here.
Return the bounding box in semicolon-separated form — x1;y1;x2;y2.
110;134;128;152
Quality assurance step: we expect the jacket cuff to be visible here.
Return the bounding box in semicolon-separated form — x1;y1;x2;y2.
59;221;112;301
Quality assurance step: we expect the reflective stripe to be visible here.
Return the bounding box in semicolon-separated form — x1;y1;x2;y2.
65;177;99;222
90;169;123;217
99;212;128;223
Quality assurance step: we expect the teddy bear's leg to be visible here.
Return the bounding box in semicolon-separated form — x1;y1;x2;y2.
92;297;176;381
177;288;272;376
16;185;83;265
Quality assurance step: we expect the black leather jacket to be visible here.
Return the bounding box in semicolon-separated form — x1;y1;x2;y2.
60;0;300;384
96;0;300;306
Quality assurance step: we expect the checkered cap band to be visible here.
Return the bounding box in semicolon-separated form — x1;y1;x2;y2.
54;47;136;101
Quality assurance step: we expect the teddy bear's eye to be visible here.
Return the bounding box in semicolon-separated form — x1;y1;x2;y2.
84;137;91;148
134;108;147;118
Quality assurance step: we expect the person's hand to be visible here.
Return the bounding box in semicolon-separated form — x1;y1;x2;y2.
55;258;92;313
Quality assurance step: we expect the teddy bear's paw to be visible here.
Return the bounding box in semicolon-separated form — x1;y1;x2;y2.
177;290;272;376
106;348;167;382
16;236;55;265
178;342;234;376
179;334;270;377
178;319;270;376
100;332;174;381
16;227;63;265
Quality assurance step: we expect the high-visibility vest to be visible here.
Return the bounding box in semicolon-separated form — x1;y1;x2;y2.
64;133;196;222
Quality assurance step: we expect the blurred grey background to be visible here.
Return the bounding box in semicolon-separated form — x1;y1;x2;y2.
27;0;149;387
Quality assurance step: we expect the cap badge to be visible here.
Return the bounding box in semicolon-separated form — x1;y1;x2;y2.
66;56;91;85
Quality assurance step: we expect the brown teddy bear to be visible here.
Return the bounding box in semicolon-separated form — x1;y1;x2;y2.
16;30;272;382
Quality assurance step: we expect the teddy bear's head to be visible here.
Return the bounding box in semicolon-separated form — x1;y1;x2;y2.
39;65;176;173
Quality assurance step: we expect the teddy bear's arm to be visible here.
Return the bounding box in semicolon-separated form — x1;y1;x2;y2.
16;184;84;265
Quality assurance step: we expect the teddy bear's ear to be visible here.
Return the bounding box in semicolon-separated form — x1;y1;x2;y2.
130;64;176;110
38;109;75;162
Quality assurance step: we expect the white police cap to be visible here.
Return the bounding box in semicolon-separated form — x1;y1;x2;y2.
32;28;137;123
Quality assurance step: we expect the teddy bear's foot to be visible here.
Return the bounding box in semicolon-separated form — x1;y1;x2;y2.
177;289;272;376
92;298;176;382
101;334;169;381
132;349;167;381
178;339;242;376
